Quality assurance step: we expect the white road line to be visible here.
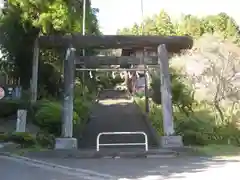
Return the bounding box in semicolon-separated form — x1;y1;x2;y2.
0;155;117;180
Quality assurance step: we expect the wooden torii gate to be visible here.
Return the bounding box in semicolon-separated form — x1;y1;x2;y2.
32;34;193;149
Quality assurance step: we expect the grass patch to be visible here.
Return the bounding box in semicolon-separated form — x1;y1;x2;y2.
192;144;240;157
13;145;48;156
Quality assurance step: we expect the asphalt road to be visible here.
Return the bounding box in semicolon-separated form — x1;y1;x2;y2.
36;156;240;180
1;155;240;180
0;156;103;180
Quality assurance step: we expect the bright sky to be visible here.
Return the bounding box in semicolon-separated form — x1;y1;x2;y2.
91;0;240;35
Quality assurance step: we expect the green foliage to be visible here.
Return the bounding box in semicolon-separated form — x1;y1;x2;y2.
150;70;194;115
121;10;240;147
0;132;9;142
0;132;36;147
0;131;55;148
192;144;240;156
0;100;29;118
74;80;96;99
74;98;91;121
136;98;164;135
35;101;79;136
136;98;240;146
6;0;100;34
118;11;240;43
118;10;176;36
36;131;55;148
177;15;204;38
0;0;100;94
10;132;36;147
38;62;62;98
96;73;124;90
34;85;96;137
73;83;98;135
175;115;215;146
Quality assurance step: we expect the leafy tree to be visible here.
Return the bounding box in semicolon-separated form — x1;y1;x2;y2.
118;10;176;36
118;11;240;42
121;11;240;146
0;0;100;96
173;34;240;122
118;11;240;118
153;10;175;35
203;13;240;39
177;15;204;38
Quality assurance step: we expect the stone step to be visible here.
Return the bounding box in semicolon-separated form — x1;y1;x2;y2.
79;89;158;148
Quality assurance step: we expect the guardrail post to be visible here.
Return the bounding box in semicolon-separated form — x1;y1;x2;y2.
144;133;148;151
96;131;148;152
96;133;102;151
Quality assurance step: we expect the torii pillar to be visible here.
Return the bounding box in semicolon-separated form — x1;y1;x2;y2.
158;44;183;148
55;45;78;149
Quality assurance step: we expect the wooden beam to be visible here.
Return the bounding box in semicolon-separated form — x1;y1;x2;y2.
75;56;159;66
75;68;148;71
38;35;193;52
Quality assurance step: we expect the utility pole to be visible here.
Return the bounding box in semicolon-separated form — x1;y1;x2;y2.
140;0;149;113
82;0;86;94
31;38;39;103
140;0;144;29
82;0;86;44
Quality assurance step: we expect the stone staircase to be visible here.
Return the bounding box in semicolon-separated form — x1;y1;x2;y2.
1;89;180;159
78;89;159;150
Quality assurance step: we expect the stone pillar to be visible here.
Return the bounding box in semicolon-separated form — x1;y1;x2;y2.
158;44;183;148
143;48;149;113
31;38;39;103
16;109;27;132
55;45;77;149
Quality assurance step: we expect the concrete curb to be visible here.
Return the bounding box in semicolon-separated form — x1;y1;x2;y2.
101;154;176;159
1;149;177;159
0;151;115;180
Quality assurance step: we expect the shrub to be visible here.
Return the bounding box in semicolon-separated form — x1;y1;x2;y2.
36;131;55;148
74;98;91;121
10;132;36;147
0;100;29;118
149;103;164;136
96;74;123;89
150;72;194;110
0;131;56;148
0;132;8;142
135;98;240;146
175;117;215;145
0;132;36;147
213;122;240;145
135;97;164;135
35;101;80;136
